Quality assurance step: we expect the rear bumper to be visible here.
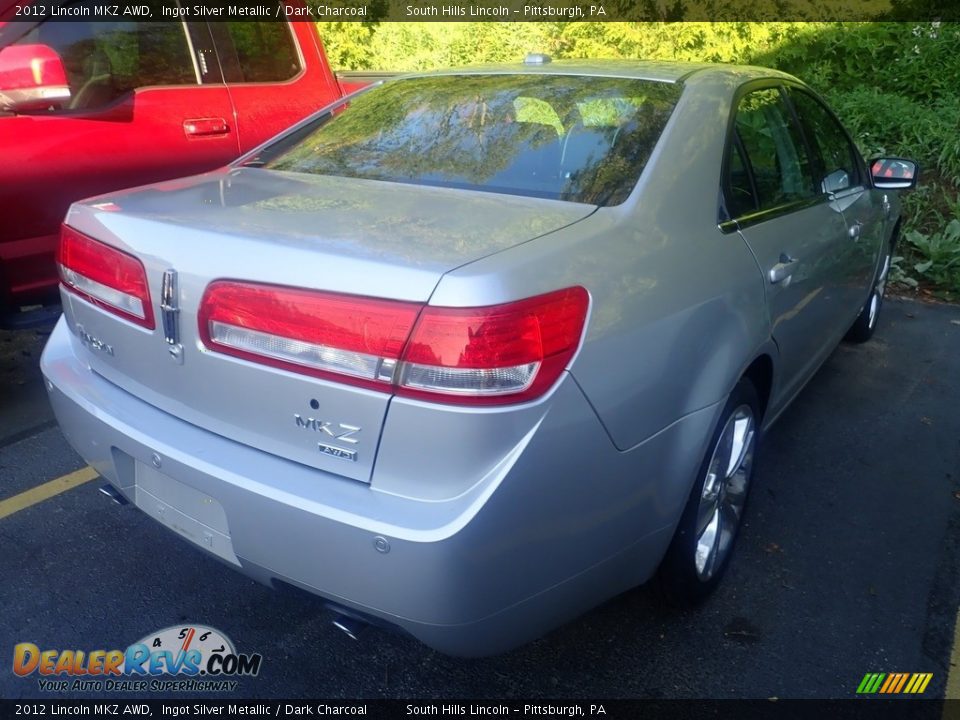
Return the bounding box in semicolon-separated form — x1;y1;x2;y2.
41;317;720;655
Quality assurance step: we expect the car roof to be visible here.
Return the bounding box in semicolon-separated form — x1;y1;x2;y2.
414;59;798;85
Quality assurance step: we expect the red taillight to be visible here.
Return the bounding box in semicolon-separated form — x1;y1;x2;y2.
58;224;154;329
199;282;589;405
398;287;589;403
199;281;422;392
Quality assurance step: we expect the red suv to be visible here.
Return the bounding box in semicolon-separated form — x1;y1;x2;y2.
0;2;347;327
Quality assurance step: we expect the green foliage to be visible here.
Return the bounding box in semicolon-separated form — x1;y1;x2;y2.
555;21;813;62
887;254;916;288
318;22;558;72
316;22;378;70
317;20;960;295
903;219;960;296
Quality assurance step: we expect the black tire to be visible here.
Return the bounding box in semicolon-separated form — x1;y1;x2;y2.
656;377;761;605
845;241;893;344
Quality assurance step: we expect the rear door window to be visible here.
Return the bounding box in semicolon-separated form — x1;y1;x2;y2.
729;87;817;216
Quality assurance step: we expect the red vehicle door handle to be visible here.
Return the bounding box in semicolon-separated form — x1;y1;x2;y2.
183;118;230;137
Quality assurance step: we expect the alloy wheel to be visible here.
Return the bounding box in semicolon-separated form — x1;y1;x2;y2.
694;405;756;581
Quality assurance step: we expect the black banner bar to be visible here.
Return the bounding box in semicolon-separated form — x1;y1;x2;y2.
0;699;949;720
2;0;959;22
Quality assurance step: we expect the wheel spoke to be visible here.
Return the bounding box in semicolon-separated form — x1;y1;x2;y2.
697;461;722;535
703;509;723;579
725;415;754;479
695;507;721;578
715;423;736;486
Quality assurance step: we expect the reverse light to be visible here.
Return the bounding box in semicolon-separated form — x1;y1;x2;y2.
198;282;589;405
58;224;154;329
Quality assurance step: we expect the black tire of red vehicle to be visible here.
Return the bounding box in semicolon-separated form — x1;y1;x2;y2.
845;241;893;344
656;377;761;606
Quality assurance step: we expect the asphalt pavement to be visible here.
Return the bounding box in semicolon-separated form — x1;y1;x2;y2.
1;297;959;700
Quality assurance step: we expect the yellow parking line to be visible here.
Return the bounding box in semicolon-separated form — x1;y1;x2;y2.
947;609;960;699
0;466;98;520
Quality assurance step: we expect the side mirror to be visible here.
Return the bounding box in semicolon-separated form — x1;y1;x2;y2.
870;157;919;190
0;44;71;113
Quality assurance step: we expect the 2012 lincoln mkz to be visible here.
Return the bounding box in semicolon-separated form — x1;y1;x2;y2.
41;58;918;655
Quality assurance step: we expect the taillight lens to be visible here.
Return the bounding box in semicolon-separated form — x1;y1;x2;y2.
199;282;588;405
58;224;154;329
199;281;422;392
398;288;589;403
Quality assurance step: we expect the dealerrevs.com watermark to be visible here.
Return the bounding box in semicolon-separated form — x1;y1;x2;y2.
13;625;262;693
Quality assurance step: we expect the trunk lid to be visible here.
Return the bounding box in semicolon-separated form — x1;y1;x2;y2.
62;168;593;482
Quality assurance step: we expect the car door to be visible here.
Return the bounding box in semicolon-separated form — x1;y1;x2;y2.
786;86;884;319
722;85;851;406
3;8;238;303
208;20;341;153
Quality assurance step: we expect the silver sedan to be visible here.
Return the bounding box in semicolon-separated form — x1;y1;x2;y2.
42;58;917;656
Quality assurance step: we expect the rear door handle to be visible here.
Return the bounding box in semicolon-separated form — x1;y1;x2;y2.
849;220;863;240
769;254;798;284
183;118;230;137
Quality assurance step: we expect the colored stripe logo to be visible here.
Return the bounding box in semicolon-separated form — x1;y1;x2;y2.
857;672;932;694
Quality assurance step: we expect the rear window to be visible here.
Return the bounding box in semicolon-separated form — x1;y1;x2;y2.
256;74;682;206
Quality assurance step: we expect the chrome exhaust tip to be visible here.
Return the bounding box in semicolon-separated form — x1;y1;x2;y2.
331;614;366;641
98;483;129;506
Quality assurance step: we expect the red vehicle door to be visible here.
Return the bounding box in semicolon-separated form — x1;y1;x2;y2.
0;13;238;317
208;20;342;153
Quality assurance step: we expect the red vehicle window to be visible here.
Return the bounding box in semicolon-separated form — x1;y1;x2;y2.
209;22;301;84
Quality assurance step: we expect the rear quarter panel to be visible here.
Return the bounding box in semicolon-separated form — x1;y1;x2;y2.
432;71;774;455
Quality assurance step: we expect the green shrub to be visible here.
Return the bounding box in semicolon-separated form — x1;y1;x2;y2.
316;20;960;295
903;220;960;298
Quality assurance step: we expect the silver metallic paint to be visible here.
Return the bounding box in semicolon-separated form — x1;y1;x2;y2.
43;318;718;654
42;62;901;655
